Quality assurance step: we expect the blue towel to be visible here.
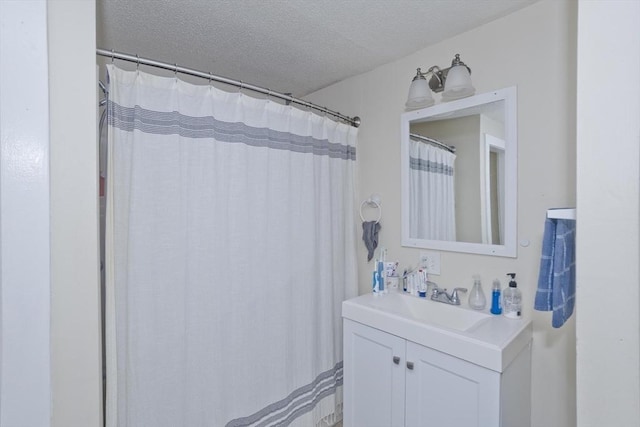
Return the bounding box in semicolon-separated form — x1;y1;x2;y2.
362;221;381;262
535;217;576;328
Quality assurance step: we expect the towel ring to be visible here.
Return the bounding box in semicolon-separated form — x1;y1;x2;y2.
360;198;382;224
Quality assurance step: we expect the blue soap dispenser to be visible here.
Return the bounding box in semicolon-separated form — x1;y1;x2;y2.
490;279;502;315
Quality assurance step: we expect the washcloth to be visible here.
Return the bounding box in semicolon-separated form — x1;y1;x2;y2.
535;217;576;328
362;221;381;262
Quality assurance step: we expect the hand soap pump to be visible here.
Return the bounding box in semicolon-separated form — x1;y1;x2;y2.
503;273;522;319
490;279;502;315
468;275;486;310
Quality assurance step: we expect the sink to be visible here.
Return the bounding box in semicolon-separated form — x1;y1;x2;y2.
367;292;492;331
342;291;532;372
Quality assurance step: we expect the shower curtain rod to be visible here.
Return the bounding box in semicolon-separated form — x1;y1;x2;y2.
409;133;456;153
96;48;361;128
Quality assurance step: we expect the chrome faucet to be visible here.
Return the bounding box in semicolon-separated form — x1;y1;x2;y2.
430;285;468;305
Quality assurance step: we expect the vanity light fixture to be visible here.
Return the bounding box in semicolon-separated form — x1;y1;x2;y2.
405;53;475;110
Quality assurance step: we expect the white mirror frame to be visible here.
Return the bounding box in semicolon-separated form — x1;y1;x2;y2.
401;86;517;257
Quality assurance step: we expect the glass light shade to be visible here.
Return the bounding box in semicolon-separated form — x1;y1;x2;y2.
405;77;434;109
442;65;475;101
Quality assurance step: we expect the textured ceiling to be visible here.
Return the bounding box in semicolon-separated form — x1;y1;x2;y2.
97;0;538;97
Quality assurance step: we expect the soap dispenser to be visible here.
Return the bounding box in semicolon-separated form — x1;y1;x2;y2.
503;273;522;319
468;275;486;310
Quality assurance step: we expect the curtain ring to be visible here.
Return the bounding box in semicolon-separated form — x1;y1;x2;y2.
111;49;115;63
136;54;140;70
360;198;382;224
283;92;292;107
208;72;212;86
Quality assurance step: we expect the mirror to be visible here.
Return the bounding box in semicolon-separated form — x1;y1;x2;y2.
401;87;517;257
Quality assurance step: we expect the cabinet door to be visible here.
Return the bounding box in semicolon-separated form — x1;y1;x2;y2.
405;342;500;427
343;319;406;427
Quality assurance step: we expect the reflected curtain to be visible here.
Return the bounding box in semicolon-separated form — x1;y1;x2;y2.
104;65;358;427
409;139;456;241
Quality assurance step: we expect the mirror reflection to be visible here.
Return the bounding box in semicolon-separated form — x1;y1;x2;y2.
401;88;517;257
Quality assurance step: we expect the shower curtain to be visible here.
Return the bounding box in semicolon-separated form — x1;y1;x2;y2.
409;139;456;241
104;65;358;427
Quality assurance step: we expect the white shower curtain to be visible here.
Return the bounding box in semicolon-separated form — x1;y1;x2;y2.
104;65;358;427
409;139;456;241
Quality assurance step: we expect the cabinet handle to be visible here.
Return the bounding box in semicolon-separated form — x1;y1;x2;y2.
393;356;400;365
406;361;414;370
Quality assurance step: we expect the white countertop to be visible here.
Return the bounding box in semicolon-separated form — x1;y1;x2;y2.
342;292;532;372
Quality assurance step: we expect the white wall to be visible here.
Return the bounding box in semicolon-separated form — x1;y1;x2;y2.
306;1;577;426
48;1;102;426
576;1;640;425
0;1;101;426
0;1;52;425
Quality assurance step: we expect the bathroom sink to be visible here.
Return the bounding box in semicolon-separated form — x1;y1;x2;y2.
366;292;492;331
342;292;532;372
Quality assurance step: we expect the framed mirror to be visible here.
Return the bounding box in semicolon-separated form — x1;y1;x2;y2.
401;87;517;257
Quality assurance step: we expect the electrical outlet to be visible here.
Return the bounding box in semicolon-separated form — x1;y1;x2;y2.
419;251;441;275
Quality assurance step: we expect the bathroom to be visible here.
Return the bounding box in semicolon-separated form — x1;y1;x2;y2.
0;1;638;426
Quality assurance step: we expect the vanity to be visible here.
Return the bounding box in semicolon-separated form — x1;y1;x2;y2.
342;87;528;426
342;292;531;427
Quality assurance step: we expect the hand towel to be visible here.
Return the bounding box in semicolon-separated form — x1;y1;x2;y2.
535;217;576;328
362;221;381;262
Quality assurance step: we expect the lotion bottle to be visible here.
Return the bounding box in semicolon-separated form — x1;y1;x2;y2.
503;273;522;318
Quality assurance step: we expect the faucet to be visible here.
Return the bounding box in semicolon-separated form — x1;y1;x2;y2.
430;284;468;305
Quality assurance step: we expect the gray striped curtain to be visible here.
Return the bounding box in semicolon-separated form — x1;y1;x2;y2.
104;65;358;427
409;139;456;241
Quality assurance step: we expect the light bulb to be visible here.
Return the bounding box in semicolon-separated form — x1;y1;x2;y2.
442;65;475;101
406;72;434;109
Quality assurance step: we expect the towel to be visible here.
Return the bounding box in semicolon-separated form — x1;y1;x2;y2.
362;221;381;262
535;217;576;328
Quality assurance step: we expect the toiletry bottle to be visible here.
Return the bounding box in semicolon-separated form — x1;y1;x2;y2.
418;269;427;298
402;268;409;293
372;259;381;294
468;275;486;310
372;269;380;294
490;279;502;315
503;273;522;318
377;260;385;293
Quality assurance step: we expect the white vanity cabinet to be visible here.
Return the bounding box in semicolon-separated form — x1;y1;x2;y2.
343;310;532;427
343;319;406;426
404;340;500;426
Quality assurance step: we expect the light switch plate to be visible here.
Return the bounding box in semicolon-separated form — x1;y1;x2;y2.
419;251;441;275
